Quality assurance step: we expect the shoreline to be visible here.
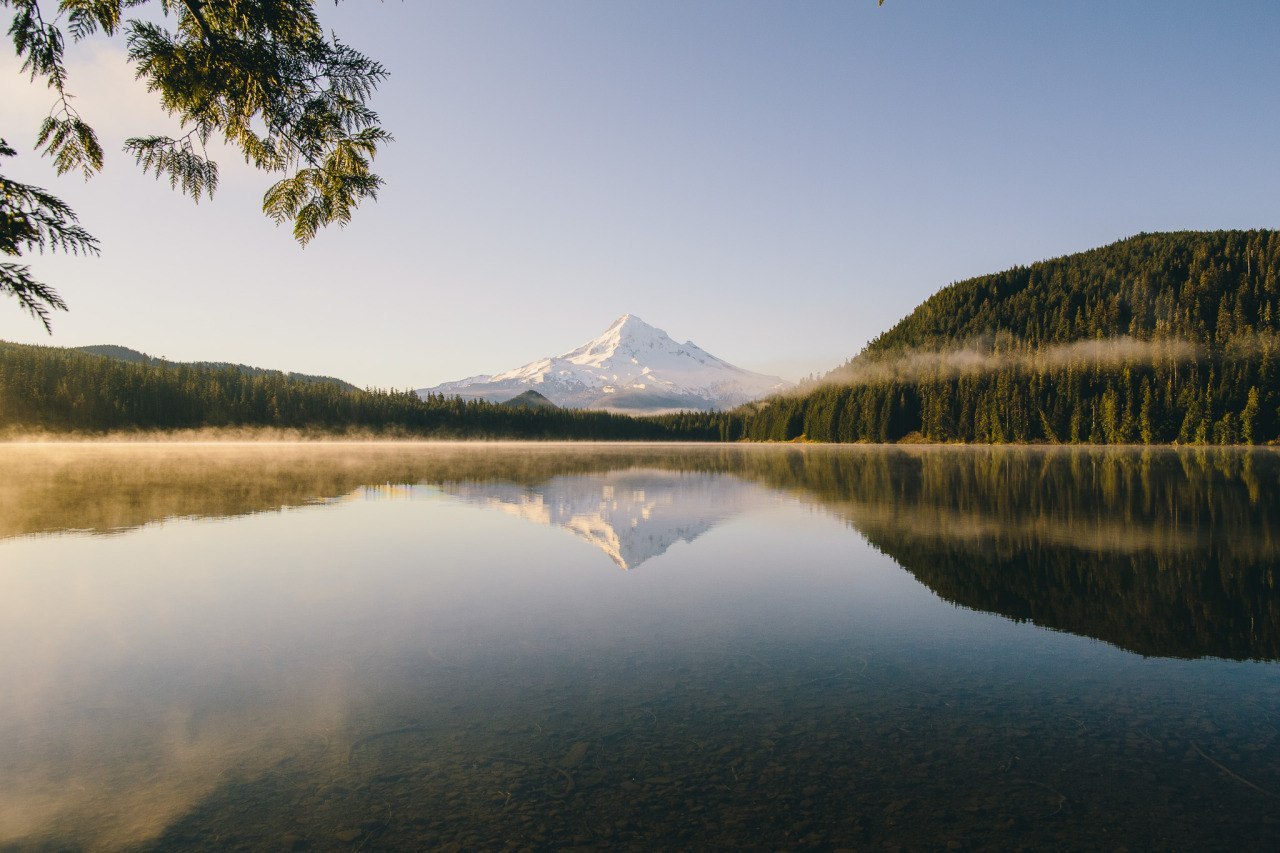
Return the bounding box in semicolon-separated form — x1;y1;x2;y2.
0;430;1275;451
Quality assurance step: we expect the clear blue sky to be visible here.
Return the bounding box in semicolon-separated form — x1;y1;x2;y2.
3;1;1278;387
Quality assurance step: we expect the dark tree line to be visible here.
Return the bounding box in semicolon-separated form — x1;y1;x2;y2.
732;358;1273;444
732;231;1280;444
0;341;728;439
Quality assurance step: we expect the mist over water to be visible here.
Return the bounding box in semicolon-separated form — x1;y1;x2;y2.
1;443;1278;849
817;335;1203;389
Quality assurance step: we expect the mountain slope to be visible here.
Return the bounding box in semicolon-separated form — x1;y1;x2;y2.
418;314;790;412
855;230;1277;361
736;230;1280;444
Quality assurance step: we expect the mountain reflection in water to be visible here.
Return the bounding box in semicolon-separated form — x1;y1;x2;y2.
3;443;1276;660
4;443;1280;850
441;470;774;569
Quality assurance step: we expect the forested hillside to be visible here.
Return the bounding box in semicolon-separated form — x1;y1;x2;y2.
736;231;1280;444
0;341;728;440
73;345;360;391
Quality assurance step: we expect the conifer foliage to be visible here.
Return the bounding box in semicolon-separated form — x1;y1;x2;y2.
733;231;1280;445
2;0;390;326
0;140;99;330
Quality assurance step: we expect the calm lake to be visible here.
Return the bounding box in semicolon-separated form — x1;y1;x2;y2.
1;443;1278;850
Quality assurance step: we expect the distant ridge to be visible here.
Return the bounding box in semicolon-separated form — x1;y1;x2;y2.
501;390;559;410
74;344;360;392
418;314;791;412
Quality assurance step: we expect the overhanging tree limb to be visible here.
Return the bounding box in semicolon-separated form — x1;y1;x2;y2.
1;0;392;328
0;138;97;330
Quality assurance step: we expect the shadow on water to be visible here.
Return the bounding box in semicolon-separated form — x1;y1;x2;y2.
753;446;1280;662
2;443;1280;849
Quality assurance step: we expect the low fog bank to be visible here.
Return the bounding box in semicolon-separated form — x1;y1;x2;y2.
809;336;1207;393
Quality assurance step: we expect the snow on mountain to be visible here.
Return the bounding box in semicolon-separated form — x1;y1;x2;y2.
441;470;775;569
417;314;791;412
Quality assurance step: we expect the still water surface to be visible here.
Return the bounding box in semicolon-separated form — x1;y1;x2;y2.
1;443;1278;850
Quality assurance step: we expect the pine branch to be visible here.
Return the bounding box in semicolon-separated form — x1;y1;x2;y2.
0;137;99;329
0;261;68;332
124;133;219;201
61;0;124;41
1;141;100;256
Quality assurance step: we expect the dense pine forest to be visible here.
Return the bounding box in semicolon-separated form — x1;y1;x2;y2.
0;341;728;440
733;230;1280;444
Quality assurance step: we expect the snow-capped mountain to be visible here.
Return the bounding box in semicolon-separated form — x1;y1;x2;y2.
417;314;791;412
441;470;774;569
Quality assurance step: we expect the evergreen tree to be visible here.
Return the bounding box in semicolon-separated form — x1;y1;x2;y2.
1242;386;1260;445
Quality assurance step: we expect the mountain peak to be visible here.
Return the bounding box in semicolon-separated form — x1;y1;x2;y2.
417;315;792;412
603;313;660;339
574;313;671;362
